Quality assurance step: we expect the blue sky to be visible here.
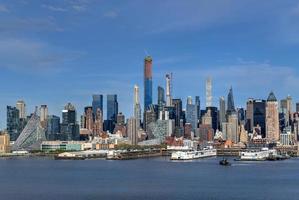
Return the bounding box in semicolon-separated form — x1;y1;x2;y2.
1;0;299;128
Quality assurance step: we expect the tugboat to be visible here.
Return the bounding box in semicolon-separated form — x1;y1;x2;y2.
219;158;231;166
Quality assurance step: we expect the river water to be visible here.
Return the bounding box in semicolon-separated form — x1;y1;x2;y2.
0;156;298;200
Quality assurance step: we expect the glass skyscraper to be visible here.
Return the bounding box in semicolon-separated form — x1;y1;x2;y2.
107;94;118;121
60;103;79;140
6;106;20;141
227;87;236;115
47;115;60;140
186;97;198;131
106;94;118;133
92;94;103;116
157;86;165;112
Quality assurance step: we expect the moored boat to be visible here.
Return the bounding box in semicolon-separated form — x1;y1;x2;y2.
171;147;217;160
238;148;277;161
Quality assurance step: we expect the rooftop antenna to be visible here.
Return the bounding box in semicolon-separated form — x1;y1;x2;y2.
144;49;149;56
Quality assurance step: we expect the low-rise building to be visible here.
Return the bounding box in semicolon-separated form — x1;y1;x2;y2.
41;141;85;152
0;133;11;153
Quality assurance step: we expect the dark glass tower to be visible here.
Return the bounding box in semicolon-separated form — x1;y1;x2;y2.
106;94;118;133
60;103;79;140
6;106;20;141
157;86;165;112
253;100;266;137
195;96;201;119
227;87;236;115
92;94;103;116
47;115;60;140
107;94;118;121
172;99;182;127
144;56;153;111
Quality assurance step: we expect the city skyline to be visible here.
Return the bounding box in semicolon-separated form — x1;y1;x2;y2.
1;1;299;128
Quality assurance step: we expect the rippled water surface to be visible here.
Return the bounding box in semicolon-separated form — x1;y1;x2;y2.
0;156;298;200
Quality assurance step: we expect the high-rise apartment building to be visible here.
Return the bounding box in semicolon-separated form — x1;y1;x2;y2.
166;74;172;107
144;56;153;111
127;117;138;145
84;106;94;131
93;108;103;135
134;85;141;129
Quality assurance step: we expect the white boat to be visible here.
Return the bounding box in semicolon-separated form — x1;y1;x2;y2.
239;148;277;161
171;148;217;160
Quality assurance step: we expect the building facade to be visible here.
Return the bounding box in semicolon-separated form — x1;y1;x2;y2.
266;92;280;141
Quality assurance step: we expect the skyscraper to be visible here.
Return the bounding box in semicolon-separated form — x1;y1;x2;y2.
144;56;153;111
157;86;165;112
144;105;158;137
206;77;212;108
16;100;26;119
40;105;48;128
172;99;182;127
60;103;79;140
47;115;60;140
266;92;279;141
186;97;198;131
127;117;138;145
107;94;118;121
106;94;118;133
227;113;239;143
92;94;103;116
246;98;254;132
166;73;172;107
296;102;299;113
93;108;103;135
219;96;226;130
195;96;200;119
40;105;48;122
84;106;94;131
254;100;266;137
280;95;292;127
134;85;141;129
6;106;20;141
227;87;235;115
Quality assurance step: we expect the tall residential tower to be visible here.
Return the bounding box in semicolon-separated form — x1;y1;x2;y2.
144;56;153;111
